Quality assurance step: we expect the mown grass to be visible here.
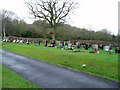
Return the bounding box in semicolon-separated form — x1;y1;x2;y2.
0;64;2;89
2;42;119;82
1;64;39;88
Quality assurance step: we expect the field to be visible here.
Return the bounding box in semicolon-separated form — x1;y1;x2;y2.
2;42;119;82
1;64;39;88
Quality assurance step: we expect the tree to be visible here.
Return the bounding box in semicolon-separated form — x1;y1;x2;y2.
0;15;2;38
0;10;15;39
98;29;111;35
26;0;77;40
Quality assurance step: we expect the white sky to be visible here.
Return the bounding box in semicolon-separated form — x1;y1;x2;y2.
0;0;119;35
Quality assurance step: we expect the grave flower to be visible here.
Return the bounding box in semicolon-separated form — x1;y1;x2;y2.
108;52;111;54
82;64;86;68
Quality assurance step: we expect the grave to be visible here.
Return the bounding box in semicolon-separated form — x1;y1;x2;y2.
13;39;16;43
61;41;65;46
16;39;20;43
104;46;110;51
6;38;9;42
26;39;29;45
99;44;104;49
76;42;80;48
68;43;73;50
36;40;41;46
3;39;6;42
115;47;120;53
83;43;89;50
72;50;85;53
3;38;9;42
19;40;24;43
9;39;13;42
48;40;56;47
109;44;112;50
92;44;98;51
58;43;63;48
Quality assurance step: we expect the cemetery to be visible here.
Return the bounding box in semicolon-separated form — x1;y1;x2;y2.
0;0;119;88
2;36;120;54
1;37;119;82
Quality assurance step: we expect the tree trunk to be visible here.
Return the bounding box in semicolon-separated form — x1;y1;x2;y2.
52;33;55;40
3;27;6;39
52;26;56;40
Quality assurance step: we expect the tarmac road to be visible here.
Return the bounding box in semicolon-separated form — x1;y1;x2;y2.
1;49;118;88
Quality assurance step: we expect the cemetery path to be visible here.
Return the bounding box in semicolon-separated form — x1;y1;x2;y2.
1;49;118;88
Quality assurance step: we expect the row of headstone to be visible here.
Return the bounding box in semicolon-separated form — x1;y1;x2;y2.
2;38;119;53
46;40;114;51
12;39;25;43
92;44;112;52
2;38;9;42
13;39;26;43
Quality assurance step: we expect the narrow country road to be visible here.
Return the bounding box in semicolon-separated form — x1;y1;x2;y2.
1;49;118;88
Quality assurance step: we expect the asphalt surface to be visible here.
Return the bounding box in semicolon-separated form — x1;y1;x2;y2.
1;49;119;88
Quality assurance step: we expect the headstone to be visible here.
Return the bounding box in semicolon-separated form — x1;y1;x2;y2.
26;39;29;45
36;40;40;45
58;42;63;48
6;38;9;42
99;44;104;49
56;41;60;46
76;42;80;48
88;43;92;48
16;39;20;43
109;44;112;50
61;41;64;46
19;40;24;43
115;47;120;53
65;41;68;46
104;46;110;51
84;43;89;50
13;39;16;43
68;43;73;50
92;44;98;51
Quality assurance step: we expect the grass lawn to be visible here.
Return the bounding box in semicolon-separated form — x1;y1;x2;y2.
0;64;1;89
1;64;39;88
2;42;119;82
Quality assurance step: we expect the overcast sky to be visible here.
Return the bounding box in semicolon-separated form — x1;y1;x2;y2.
0;0;119;35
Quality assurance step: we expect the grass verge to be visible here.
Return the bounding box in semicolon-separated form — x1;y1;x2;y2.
2;64;39;88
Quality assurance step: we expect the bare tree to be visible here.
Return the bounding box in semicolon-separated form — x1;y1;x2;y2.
0;10;15;39
26;0;77;40
0;15;2;39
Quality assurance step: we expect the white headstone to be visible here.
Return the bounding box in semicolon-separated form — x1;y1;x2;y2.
104;46;110;51
68;43;72;47
16;39;20;43
19;40;23;43
6;38;9;42
13;39;16;43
